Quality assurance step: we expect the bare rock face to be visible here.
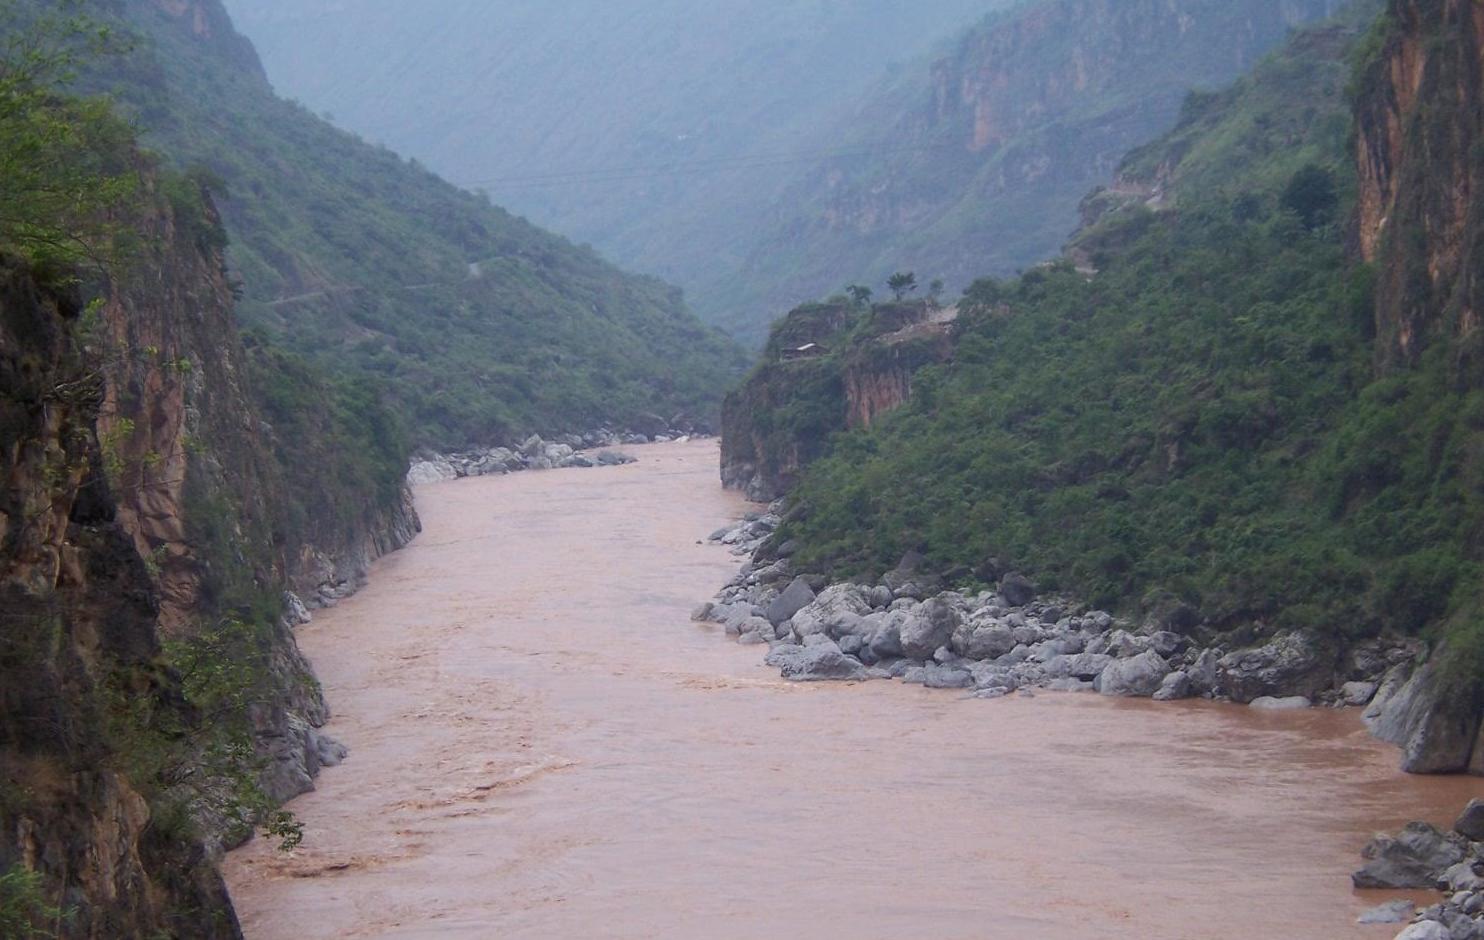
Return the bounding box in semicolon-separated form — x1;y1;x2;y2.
1214;632;1336;704
1352;822;1470;889
1355;0;1484;380
1364;655;1483;775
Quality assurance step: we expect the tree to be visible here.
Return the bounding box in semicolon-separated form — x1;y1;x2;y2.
0;1;138;268
1280;164;1337;230
845;284;872;307
887;271;917;301
927;278;945;308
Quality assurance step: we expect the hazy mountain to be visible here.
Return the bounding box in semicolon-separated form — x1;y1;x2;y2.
219;0;1007;331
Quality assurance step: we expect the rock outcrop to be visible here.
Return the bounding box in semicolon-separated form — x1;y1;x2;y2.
720;300;951;501
0;170;419;932
1355;0;1484;379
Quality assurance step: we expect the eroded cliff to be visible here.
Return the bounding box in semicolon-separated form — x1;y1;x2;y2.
1;165;419;933
1356;0;1484;378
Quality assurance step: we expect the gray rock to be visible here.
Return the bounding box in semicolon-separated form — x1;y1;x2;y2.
1187;648;1220;696
1146;631;1188;659
1394;922;1451;940
764;643;868;682
765;577;816;627
867;584;894;609
898;598;962;660
1152;671;1193;702
923;663;974;689
1443;862;1484;893
691;602;715;623
838;635;864;656
962;625;1018;661
1095;651;1171;698
1215;632;1336;704
1341;680;1379;707
1249;695;1312;710
999;572;1036;607
1044;652;1113;681
595;450;637;466
790;584;872;638
282;591;313;627
1353;823;1471;889
868;614;906;659
1455;800;1484;842
1365;654;1484;774
1358;900;1416;925
738;631;768;646
1044;677;1095;693
970;662;1019;692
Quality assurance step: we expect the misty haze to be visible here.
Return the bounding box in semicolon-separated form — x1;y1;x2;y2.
1;1;1481;938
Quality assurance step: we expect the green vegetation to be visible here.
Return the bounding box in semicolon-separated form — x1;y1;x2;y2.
0;865;66;938
61;0;745;446
0;1;136;268
772;11;1484;677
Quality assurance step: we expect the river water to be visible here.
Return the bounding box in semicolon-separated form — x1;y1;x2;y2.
224;440;1478;939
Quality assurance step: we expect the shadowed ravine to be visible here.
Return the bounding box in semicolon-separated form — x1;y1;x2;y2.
223;440;1477;939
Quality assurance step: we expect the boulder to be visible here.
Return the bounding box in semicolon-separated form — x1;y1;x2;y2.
1215;632;1336;704
1249;696;1312;710
961;625;1018;661
764;643;868;682
1455;800;1484;842
1394;923;1451;940
1365;654;1483;774
1352;823;1470;889
1187;648;1220;696
1044;652;1113;681
999;572;1036;607
898;598;962;660
596;450;637;466
922;663;974;689
867;613;906;659
1095;651;1171;698
1341;680;1379;707
1442;862;1484;893
790;584;872;638
1357;900;1416;925
1152;671;1192;702
765;577;816;627
690;602;715;622
407;458;458;485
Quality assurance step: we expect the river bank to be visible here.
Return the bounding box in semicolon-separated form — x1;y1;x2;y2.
224;440;1478;939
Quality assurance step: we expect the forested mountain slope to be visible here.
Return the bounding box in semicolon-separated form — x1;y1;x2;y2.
731;0;1484;769
219;0;1004;332
702;0;1353;342
85;0;745;447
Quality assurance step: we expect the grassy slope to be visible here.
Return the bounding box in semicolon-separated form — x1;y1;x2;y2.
776;7;1484;674
89;0;745;448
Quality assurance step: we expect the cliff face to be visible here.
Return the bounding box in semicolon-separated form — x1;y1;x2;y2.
1356;0;1484;378
0;257;241;936
721;302;951;500
0;168;420;931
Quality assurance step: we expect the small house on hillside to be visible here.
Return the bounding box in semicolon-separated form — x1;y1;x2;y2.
782;342;826;361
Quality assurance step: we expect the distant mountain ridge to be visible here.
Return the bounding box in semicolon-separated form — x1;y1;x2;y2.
90;0;746;447
699;0;1353;342
218;0;1010;337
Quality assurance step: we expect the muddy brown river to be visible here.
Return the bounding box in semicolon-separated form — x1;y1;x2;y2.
225;440;1479;939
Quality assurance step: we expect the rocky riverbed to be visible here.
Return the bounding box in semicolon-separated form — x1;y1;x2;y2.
701;504;1434;720
1352;800;1484;938
406;429;671;484
700;503;1484;939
